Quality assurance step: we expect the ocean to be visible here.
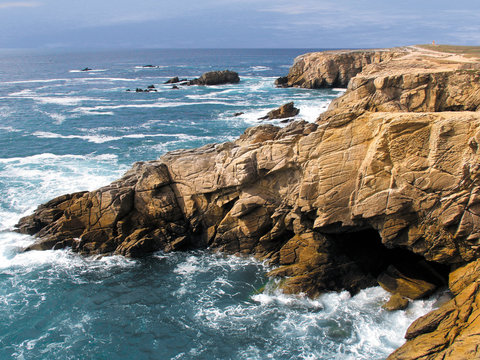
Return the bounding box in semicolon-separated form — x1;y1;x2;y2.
0;48;437;359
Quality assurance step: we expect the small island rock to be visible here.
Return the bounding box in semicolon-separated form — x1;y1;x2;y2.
259;102;300;120
187;70;240;86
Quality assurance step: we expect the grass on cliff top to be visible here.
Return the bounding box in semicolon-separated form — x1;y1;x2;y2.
417;44;480;58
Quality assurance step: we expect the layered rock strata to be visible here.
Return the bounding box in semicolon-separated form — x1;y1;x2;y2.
16;46;480;358
277;48;405;88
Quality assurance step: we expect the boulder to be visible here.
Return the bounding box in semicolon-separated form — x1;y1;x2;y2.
274;76;289;88
378;265;437;300
187;70;240;86
164;77;180;84
383;294;409;311
259;102;300;120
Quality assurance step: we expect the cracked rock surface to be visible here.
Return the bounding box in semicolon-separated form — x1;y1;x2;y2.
16;46;480;358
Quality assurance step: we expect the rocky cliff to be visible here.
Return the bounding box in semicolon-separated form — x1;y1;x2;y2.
16;46;480;358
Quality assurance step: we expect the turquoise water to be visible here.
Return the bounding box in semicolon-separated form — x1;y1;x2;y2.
0;49;436;359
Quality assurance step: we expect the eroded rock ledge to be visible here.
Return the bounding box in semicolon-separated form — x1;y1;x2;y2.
16;46;480;359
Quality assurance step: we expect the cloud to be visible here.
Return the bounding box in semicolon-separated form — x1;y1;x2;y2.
0;1;41;9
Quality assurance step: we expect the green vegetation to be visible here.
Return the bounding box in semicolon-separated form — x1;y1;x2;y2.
417;44;480;58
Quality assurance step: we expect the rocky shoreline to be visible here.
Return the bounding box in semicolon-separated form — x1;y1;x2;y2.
16;46;480;359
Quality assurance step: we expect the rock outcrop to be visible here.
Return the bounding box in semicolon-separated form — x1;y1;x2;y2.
278;48;405;88
259;102;300;120
187;70;240;86
388;259;480;359
164;77;180;84
15;46;480;358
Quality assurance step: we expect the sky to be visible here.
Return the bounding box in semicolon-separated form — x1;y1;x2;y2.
0;0;479;49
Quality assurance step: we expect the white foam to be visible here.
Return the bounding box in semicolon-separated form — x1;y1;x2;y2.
0;126;20;133
0;152;117;164
173;255;200;275
4;79;69;84
0;152;124;230
249;286;438;359
0;231;135;272
72;109;115;116
8;91;106;106
40;111;67;124
74;77;138;82
297;101;330;123
250;66;272;72
0;105;13;119
8;89;37;97
73;100;239;112
32;131;120;144
32;131;217;144
35;96;105;106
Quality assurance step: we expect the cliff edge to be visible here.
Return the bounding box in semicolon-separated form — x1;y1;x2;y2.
16;46;480;359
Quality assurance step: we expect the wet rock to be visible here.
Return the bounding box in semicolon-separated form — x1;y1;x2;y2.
233;112;244;117
172;85;179;90
259;102;300;120
274;76;289;88
378;265;437;300
187;70;240;86
164;77;180;84
388;259;480;359
383;294;409;311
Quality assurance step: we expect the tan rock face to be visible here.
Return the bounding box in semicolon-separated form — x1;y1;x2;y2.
17;111;480;290
14;46;480;359
283;49;404;88
388;259;480;360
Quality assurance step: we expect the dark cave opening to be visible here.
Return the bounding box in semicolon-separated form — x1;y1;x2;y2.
329;228;450;293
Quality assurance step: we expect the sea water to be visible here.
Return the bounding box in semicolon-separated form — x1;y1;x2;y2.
0;49;437;359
